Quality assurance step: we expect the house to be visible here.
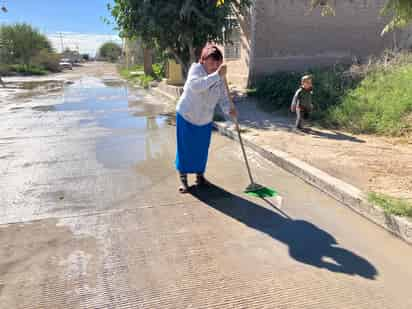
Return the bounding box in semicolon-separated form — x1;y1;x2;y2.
223;0;409;88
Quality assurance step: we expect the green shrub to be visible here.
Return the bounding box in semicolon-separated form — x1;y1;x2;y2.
33;49;61;73
249;71;300;111
98;41;122;62
250;52;412;136
139;74;154;89
368;192;412;218
119;65;144;80
152;62;165;80
328;63;412;135
0;64;10;75
0;23;53;68
119;63;164;82
9;64;47;75
249;66;358;120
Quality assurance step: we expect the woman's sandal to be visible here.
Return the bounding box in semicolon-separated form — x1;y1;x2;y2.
179;185;189;193
195;174;211;187
179;174;189;194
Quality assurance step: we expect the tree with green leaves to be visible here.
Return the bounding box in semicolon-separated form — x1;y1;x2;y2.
98;41;122;62
0;23;53;67
0;23;53;68
109;0;251;76
381;0;412;34
110;0;412;77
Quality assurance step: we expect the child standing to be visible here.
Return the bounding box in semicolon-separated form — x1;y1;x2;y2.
291;75;313;130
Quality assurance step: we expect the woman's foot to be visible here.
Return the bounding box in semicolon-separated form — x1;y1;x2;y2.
195;174;210;187
179;173;189;193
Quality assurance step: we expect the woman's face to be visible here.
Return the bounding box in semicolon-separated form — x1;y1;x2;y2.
203;57;222;74
302;79;313;90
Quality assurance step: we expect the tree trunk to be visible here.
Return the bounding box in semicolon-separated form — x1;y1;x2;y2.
188;42;196;66
143;48;153;76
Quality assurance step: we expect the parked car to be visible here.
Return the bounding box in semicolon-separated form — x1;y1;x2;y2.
59;59;73;70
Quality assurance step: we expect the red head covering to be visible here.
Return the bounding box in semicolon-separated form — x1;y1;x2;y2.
199;44;223;64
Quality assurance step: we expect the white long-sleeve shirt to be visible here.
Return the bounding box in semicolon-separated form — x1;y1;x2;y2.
176;63;231;126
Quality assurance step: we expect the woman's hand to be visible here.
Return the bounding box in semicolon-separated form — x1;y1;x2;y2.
229;107;237;119
217;64;227;78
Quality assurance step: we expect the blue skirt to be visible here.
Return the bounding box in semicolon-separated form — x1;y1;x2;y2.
175;113;213;174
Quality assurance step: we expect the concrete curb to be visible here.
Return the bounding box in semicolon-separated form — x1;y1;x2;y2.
148;82;412;245
214;121;412;245
150;82;183;102
150;86;178;102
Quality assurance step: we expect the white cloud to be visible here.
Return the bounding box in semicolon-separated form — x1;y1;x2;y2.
47;32;122;56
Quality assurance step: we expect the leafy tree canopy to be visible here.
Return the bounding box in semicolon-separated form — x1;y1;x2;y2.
0;23;53;66
110;0;412;75
98;41;122;62
109;0;251;75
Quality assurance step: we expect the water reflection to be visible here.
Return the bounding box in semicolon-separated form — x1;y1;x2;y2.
65;78;174;169
30;77;175;170
96;115;174;169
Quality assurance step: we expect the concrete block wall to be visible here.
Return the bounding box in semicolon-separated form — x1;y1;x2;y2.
251;0;394;78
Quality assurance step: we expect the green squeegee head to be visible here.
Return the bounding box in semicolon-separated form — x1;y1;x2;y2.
245;183;278;198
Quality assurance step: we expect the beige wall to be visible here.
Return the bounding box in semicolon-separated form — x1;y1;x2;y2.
223;0;409;88
222;7;253;89
250;0;395;81
124;38;144;67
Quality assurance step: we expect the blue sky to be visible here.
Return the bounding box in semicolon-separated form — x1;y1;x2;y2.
0;0;121;55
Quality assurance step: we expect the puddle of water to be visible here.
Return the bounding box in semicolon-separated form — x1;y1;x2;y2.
96;134;151;169
97;113;167;130
32;105;57;112
9;107;25;111
31;77;174;169
19;80;64;90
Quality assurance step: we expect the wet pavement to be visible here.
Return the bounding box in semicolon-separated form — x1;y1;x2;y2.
1;74;412;308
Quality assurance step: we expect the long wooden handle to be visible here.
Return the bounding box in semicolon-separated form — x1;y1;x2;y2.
223;77;236;111
222;76;255;185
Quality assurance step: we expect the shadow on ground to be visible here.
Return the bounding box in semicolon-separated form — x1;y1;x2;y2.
190;183;377;280
231;97;366;143
302;128;365;143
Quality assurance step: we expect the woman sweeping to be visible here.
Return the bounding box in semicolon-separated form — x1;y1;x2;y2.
176;44;237;193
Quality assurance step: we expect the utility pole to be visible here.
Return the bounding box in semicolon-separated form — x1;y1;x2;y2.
59;32;64;53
